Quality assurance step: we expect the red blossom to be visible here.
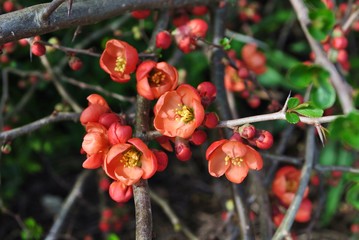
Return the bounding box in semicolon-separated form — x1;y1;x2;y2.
153;84;205;139
206;139;263;184
100;39;138;83
136;60;178;100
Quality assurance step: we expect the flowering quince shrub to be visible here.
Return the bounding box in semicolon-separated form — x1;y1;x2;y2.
2;0;359;239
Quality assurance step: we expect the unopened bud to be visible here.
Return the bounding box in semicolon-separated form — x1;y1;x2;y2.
203;112;219;128
175;138;192;161
189;129;207;145
108;123;132;145
153;149;168;172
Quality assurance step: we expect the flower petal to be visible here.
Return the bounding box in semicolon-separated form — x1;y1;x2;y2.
225;163;249;184
243;146;263;170
115;166;143;186
208;148;229;177
222;141;247;158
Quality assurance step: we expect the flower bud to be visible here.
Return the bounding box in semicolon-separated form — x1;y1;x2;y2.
203;112;219;129
98;113;121;129
108;122;132;145
189;129;207;145
229;132;243;142
131;10;151;19
254;130;273;150
109;181;133;203
237;124;256;139
1;143;11;154
191;6;208;16
247;95;261;108
31;42;46;56
153;149;168;172
69;57;83;71
175;138;192;161
3;1;15;12
197;81;216;108
156;31;172;50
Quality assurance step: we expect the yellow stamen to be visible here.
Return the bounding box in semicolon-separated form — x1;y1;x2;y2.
121;147;142;168
114;56;126;73
175;104;194;123
150;70;166;86
224;155;244;166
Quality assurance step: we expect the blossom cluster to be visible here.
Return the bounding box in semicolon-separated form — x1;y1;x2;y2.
80;94;159;202
80;24;273;200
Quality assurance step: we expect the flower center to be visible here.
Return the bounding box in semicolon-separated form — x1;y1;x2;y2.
224;155;243;166
114;56;126;73
149;70;166;86
175;105;194;123
121;147;142;168
286;180;298;192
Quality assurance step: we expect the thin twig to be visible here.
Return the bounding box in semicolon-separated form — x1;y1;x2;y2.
217;111;340;129
272;126;316;240
45;170;92;240
59;74;136;103
0;112;80;142
40;56;82;113
342;8;359;32
149;190;198;240
39;40;101;57
225;29;269;50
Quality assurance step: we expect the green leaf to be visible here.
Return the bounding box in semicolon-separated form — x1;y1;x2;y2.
321;177;345;226
295;107;324;118
308;9;335;41
285;112;300;124
310;79;336;109
346;183;359;210
287;64;313;88
287;97;300;109
346;173;359;183
329;111;359;150
258;66;285;87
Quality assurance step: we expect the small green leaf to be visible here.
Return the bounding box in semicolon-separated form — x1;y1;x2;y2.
346;183;359;210
287;97;300;109
285;112;300;124
295;107;324;118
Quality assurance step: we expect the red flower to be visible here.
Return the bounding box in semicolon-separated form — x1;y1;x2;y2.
103;138;157;186
136;61;178;100
100;39;138;83
81;123;109;169
241;44;266;75
80;94;111;125
153;84;205;139
206;139;263;184
173;19;208;53
272;166;309;206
